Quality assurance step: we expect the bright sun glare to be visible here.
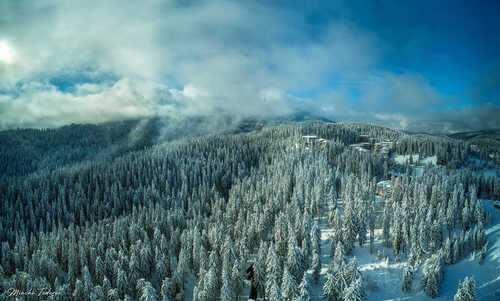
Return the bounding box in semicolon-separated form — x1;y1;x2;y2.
0;41;15;63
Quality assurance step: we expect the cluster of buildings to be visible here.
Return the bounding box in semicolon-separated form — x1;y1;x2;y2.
298;135;328;150
297;134;394;156
348;135;393;157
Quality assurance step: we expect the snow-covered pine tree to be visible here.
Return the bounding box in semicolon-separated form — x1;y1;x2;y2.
281;266;298;301
139;281;158;301
73;279;86;300
382;199;392;248
464;277;477;301
253;260;266;298
344;258;362;286
453;277;477;301
219;273;233;301
231;259;243;300
443;237;452;264
269;279;282;301
367;201;376;254
194;273;205;301
343;277;365;301
204;266;217;301
160;278;173;301
421;253;444;298
453;234;460;263
392;205;403;255
266;243;282;295
429;220;443;253
334;242;346;266
287;229;305;282
311;221;321;256
401;265;414;293
311;250;321;284
323;270;339;301
298;274;311;301
478;241;488;264
301;211;312;260
342;192;356;254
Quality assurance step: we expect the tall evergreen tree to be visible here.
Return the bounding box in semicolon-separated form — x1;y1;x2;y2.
298;274;311;301
311;251;321;284
401;265;413;293
322;271;339;301
269;280;282;301
281;266;298;301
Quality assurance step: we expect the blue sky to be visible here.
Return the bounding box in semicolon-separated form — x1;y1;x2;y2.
0;0;498;131
289;0;500;105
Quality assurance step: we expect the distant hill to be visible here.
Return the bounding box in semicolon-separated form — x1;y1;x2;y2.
448;129;500;151
0;118;161;179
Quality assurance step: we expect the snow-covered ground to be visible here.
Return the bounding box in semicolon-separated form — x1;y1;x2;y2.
394;154;499;178
306;199;500;300
393;154;437;176
394;154;437;166
468;157;499;178
414;167;424;176
434;200;500;301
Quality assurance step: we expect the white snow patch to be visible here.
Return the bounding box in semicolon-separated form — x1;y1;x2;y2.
414;167;424;176
420;155;437;165
394;154;437;166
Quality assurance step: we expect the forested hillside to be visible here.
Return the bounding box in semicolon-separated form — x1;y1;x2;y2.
0;119;159;180
448;130;500;164
0;115;264;181
0;121;499;300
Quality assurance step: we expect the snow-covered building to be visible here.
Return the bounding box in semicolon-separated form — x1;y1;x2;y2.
302;135;318;147
374;141;393;157
376;180;392;197
348;139;393;156
359;135;370;143
349;143;371;152
300;135;328;150
319;138;327;150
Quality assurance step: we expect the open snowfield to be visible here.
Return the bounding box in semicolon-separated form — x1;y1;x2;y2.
394;154;437;166
394;154;437;176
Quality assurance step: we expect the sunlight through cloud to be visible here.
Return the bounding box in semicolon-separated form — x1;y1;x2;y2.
0;41;16;64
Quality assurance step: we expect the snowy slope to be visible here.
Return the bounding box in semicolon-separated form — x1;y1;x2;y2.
307;199;500;300
436;200;500;300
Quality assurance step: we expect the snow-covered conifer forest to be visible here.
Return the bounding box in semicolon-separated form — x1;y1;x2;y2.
0;119;499;300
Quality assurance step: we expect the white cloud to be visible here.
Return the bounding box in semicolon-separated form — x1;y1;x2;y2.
0;78;174;129
260;89;284;102
182;85;209;100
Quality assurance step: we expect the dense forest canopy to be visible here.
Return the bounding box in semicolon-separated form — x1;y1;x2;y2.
0;119;498;300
